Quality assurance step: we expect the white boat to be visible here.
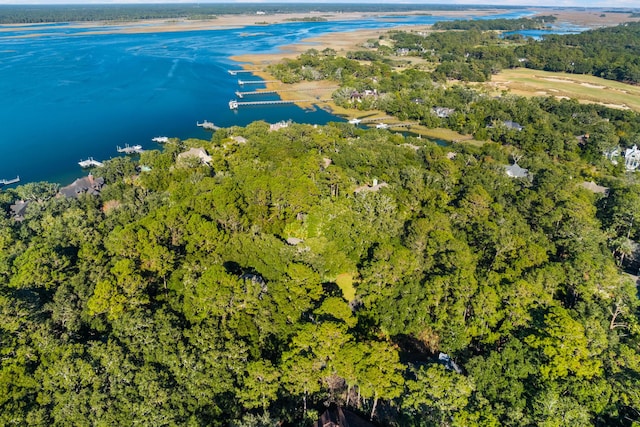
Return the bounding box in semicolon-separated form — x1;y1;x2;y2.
376;123;389;129
348;118;362;124
152;136;169;143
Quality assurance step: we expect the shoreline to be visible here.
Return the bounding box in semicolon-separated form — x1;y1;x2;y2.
0;9;507;37
228;8;640;133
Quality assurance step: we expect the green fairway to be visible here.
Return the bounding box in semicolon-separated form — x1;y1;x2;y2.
489;68;640;112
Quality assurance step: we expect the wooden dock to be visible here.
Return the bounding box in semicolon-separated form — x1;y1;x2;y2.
238;79;279;86
229;99;328;110
117;144;144;154
373;122;417;130
228;69;259;76
78;158;104;168
0;176;20;186
234;89;279;99
358;116;393;123
197;120;220;130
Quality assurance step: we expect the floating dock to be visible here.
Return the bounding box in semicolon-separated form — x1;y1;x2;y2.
0;176;20;186
78;158;104;168
117;144;144;154
196;120;220;130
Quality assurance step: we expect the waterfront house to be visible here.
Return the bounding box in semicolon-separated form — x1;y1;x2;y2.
177;147;212;166
59;174;105;199
269;120;290;132
9;200;29;221
231;136;247;144
625;145;640;171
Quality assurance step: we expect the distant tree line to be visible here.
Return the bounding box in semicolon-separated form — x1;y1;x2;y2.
390;21;640;84
0;4;525;24
433;15;557;31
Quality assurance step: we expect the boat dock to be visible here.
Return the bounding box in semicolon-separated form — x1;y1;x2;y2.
196;120;220;130
117;144;144;154
78;158;104;168
0;176;20;186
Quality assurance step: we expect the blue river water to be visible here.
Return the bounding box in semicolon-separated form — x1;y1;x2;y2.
0;11;531;185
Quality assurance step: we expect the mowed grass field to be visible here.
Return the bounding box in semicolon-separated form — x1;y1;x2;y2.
488;68;640;112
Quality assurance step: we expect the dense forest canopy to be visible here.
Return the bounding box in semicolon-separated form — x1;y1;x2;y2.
1;111;640;425
1;11;640;427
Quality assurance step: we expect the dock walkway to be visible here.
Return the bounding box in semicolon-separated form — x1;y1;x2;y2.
229;99;329;110
0;176;20;186
238;79;279;86
117;144;144;154
228;69;260;76
197;120;220;131
78;158;104;168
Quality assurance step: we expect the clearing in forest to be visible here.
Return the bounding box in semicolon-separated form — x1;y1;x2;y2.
487;68;640;112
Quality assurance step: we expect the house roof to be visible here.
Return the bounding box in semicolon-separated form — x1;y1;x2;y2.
581;181;609;194
354;181;389;194
59;174;105;198
315;404;376;427
9;199;29;221
504;120;524;131
232;136;247;144
177;147;212;165
504;163;529;178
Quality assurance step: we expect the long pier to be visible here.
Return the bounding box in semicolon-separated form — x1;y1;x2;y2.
238;79;280;86
386;122;418;128
358;116;393;123
228;69;260;76
0;176;20;185
229;99;330;110
234;89;279;99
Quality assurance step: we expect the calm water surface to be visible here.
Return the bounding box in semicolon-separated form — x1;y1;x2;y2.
0;11;530;185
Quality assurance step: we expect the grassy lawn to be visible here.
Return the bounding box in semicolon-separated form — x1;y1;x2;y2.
335;273;356;302
488;68;640;112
